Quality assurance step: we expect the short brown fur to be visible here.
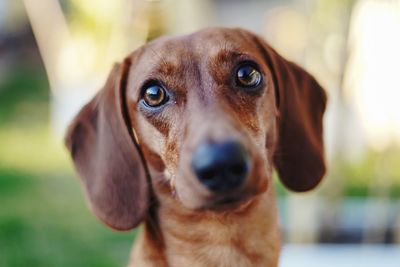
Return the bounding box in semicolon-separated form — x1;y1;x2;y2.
65;27;327;267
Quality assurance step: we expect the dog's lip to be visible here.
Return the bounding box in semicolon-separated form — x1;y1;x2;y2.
204;193;256;212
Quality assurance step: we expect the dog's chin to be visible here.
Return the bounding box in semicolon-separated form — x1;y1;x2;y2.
206;195;257;213
175;172;270;213
175;186;257;213
183;191;260;214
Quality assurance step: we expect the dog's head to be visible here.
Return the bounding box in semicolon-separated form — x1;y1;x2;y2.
65;28;327;230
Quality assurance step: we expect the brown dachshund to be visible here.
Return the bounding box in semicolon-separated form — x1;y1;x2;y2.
65;27;327;267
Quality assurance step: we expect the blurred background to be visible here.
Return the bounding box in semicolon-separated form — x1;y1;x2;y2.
1;0;400;266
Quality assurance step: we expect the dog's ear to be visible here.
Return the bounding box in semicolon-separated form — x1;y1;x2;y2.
252;34;327;192
65;58;149;230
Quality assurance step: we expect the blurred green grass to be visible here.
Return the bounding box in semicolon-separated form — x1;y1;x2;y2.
0;168;136;267
0;63;136;267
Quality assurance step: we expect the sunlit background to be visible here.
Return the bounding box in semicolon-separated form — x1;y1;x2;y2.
1;0;400;266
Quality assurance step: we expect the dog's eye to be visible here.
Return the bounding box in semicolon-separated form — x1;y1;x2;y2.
142;84;168;107
236;64;263;88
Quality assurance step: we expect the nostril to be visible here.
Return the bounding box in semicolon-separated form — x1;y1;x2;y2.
198;167;219;181
230;162;248;177
191;141;250;192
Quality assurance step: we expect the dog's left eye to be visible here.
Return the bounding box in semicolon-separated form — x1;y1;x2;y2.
235;64;263;89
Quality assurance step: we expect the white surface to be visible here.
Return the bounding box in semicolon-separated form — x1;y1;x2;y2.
280;245;400;267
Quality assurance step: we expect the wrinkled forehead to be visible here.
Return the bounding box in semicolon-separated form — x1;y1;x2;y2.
130;28;256;76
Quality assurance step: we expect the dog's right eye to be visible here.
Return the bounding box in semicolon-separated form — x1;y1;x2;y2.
142;84;168;107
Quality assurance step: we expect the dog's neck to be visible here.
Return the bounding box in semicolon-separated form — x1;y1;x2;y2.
129;190;281;267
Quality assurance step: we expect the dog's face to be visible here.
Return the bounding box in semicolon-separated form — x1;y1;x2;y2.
127;29;277;210
65;28;327;230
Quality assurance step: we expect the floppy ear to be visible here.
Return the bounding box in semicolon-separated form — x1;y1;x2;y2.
64;58;149;230
253;35;327;192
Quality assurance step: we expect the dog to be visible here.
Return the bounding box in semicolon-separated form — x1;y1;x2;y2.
65;27;327;267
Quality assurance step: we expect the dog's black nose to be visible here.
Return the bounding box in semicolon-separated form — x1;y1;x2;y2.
191;141;250;192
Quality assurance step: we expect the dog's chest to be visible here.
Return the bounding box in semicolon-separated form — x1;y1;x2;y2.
166;244;253;267
160;193;280;267
130;192;280;267
163;226;280;267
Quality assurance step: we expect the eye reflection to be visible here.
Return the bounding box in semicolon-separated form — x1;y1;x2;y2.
236;64;263;88
142;85;167;107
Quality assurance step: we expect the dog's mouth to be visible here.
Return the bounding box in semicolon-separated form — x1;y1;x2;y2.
203;192;257;213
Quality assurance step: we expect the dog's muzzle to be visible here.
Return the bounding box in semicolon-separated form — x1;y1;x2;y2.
191;140;250;192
